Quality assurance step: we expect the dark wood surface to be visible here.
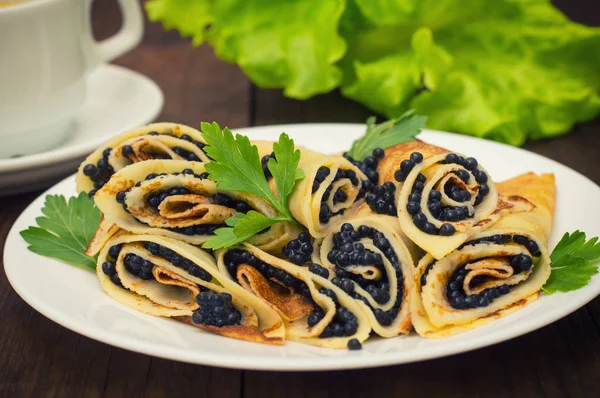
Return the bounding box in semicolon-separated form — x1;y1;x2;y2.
1;1;599;396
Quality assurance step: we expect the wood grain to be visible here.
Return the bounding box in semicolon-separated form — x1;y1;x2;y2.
0;0;599;397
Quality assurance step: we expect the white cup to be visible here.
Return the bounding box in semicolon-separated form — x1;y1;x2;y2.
0;0;143;158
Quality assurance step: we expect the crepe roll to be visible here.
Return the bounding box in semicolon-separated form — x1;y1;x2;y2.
412;173;554;337
217;244;371;349
255;141;369;238
97;232;285;344
94;160;298;252
315;206;417;337
77;123;211;195
377;140;529;259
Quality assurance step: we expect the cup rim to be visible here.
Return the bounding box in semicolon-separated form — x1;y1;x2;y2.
0;0;63;14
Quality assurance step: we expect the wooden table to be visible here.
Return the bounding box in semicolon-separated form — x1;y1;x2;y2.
1;1;599;396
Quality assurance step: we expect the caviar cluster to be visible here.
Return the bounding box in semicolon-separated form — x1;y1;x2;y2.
366;181;397;216
317;167;360;224
115;171;258;237
125;132;207;162
441;153;489;205
308;263;330;279
408;173;460;236
458;233;541;257
192;290;242;327
223;249;312;297
343;147;385;188
306;287;360;341
261;152;275;179
123;253;155;280
224;249;362;346
366;151;425;217
392;151;493;236
312;166;331;193
143;241;213;281
145;186;191;209
392;151;424;183
282;232;313;265
101;243;124;287
116;170;207;208
423;233;540;310
82;148;115;196
326;223;404;327
420;262;435;286
445;266;511;310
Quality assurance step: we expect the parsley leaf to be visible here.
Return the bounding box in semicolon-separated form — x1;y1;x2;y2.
550;231;600;263
20;193;101;270
543;231;600;294
201;123;304;249
346;110;427;161
268;133;305;210
203;211;286;250
201;122;277;209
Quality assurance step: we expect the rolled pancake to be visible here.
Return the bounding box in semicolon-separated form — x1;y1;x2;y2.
412;173;555;337
255;141;369;238
217;244;372;349
315;205;419;337
77;123;211;195
378;140;530;259
94;159;299;253
97;232;285;344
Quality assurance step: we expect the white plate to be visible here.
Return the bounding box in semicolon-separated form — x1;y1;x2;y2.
0;64;163;196
4;125;600;371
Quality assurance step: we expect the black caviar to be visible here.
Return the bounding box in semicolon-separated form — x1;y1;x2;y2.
446;265;511;310
308;288;360;338
282;232;313;265
143;241;213;281
326;223;404;327
83;147;114;195
223;249;312;298
343;147;385;186
366;181;397;216
317;166;360;224
261;152;276;179
103;243;123;287
347;338;362;350
123;253;155;280
458;234;541;257
392;151;492;236
192;290;242;327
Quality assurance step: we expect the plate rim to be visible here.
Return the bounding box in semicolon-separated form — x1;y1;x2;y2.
0;64;164;173
4;124;600;371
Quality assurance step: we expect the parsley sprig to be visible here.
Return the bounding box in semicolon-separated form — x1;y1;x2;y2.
346;110;427;161
20;193;101;270
200;122;304;249
543;231;600;294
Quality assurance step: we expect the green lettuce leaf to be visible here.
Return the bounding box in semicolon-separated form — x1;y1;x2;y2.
341;0;600;145
146;0;600;145
146;0;347;99
146;0;213;46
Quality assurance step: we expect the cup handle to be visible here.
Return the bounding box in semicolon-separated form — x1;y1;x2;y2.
87;0;144;68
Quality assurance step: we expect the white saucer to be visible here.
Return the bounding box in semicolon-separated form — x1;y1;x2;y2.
0;64;163;196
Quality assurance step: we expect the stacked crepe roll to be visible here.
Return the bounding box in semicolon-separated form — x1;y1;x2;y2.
93;159;299;253
377;141;531;259
81;120;556;347
76;123;211;195
217;244;371;348
93;232;285;344
255;141;368;238
411;173;555;337
315;205;419;337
